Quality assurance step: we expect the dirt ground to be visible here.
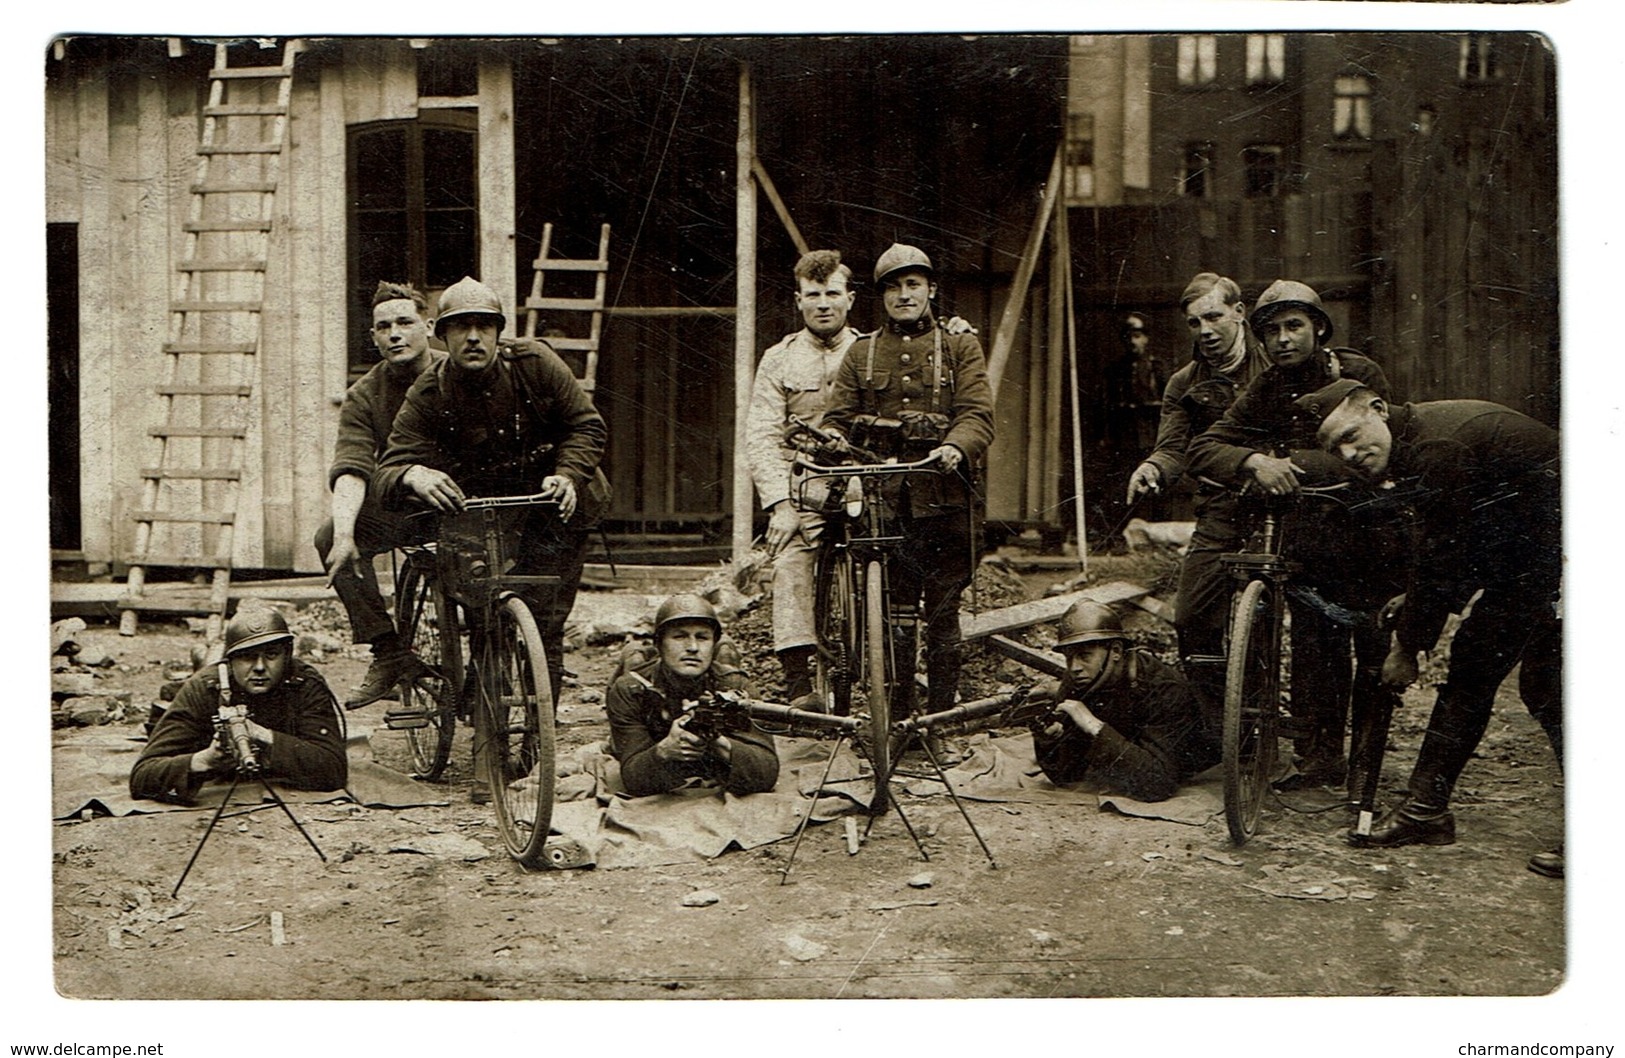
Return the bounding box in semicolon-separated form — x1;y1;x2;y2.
44;558;1568;1015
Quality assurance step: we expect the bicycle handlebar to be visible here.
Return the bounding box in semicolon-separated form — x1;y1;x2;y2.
791;451;945;479
461;492;567;511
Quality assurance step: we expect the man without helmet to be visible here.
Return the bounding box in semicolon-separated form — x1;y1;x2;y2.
1297;379;1562;876
316;281;445;712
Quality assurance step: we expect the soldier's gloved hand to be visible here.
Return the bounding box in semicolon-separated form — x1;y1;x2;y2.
818;431;851;458
1381;643;1420;690
764;500;802;555
1377;593;1407;632
403;465;466;513
1126;462;1162;503
929;444;964;474
540;475;578;522
1243;453;1304;496
324;533;366;588
655;714;707;763
1028;677;1062;703
189;743;229;774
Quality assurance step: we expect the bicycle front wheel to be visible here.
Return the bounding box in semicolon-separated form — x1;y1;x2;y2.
1223;578;1280;844
396;555;459;781
478;597;556;867
813;543;856;716
863;558;894;812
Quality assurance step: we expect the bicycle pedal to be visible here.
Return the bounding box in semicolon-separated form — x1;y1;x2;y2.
383;710;431;730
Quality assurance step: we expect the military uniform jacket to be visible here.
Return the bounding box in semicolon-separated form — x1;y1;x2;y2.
744;326;859;511
327;352;447;491
374;340;612;526
822;315;996;517
129;659;347;803
604;659;779;797
1140;331;1271;491
1186;348;1392;487
1031;649;1218;802
1380;400;1561;655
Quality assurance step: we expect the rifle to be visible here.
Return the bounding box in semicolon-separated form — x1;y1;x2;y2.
172;667;327;897
893;687;1063;741
679;689;756;742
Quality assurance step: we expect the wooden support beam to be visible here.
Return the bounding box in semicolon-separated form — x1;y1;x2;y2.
986;141;1064;399
732;62;758;563
751;155;810;257
1058;204;1088;575
983;635;1066;677
958;581;1148;642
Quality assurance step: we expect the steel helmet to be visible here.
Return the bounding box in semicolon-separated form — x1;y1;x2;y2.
434;276;507;337
1249;279;1333;344
1054;600;1130;651
654;593;722;638
873;243;934;286
224;608;294;658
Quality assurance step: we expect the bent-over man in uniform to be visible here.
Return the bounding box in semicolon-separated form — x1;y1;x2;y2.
373;276;611;712
1299;380;1562;876
130;610;347;803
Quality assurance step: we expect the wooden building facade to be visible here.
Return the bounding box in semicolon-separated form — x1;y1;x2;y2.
45;32;1556;573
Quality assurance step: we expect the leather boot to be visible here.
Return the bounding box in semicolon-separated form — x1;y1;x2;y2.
1347;802;1455;848
1527;844;1564;878
777;645;815;703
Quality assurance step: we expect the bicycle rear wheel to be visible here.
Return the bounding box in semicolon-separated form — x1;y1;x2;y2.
1223;578;1280;844
863;558;894;812
478;597;556;867
813;544;856;716
395;555;459;780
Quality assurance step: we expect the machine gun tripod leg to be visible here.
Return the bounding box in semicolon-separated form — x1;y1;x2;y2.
172;773;327;898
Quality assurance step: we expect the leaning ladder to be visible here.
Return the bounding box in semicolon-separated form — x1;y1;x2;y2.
521;223;611;393
119;40;301;639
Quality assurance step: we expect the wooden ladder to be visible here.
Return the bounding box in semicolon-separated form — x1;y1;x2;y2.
119;40;302;639
521;223;611;393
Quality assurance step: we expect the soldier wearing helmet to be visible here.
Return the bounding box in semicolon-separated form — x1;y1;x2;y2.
603;594;780;797
1184;278;1399;798
1028;600;1218;802
130;609;347;803
820;244;995;730
374;276;612;725
317;281;447;710
744;251;981;711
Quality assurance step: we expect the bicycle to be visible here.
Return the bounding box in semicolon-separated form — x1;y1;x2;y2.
390;492;562;868
786;416;954;814
1214;479;1409;844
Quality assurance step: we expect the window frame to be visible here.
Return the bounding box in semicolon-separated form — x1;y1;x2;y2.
345;111;480;374
1176;35;1218;88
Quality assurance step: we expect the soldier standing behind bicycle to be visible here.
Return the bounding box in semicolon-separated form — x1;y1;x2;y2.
1185;280;1399;802
744;250;863;710
820;244;995;735
372;276;612;715
1124;273;1272;733
1298;380;1562;876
